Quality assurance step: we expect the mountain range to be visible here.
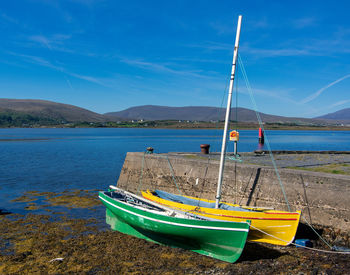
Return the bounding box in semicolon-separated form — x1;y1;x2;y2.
1;98;350;125
316;108;350;120
0;99;125;124
105;105;350;125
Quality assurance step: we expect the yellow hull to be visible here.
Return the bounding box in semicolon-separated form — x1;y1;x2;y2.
142;190;301;246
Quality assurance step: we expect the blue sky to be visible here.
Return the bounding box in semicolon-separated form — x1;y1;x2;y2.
1;0;350;118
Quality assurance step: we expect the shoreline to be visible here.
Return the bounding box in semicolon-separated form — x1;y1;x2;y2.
1;125;350;131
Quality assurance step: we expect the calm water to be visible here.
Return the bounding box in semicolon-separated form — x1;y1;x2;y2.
0;128;349;215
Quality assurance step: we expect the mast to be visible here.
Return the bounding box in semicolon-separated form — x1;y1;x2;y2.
215;15;242;208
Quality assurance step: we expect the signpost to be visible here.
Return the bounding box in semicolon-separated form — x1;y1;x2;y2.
230;130;239;155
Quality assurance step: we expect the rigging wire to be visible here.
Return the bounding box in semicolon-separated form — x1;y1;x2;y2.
237;54;345;252
234;66;239;204
166;156;182;195
138;153;182;195
301;216;333;250
235;63;239;132
238;54;291;212
196;155;211;208
137;152;146;194
212;71;232;153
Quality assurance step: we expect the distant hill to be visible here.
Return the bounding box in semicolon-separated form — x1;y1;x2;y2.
1;99;347;127
105;105;326;125
315;108;350;121
0;99;113;123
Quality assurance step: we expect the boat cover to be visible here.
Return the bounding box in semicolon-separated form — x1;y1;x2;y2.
155;190;251;212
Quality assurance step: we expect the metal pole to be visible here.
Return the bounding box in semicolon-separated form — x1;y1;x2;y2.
215;15;242;208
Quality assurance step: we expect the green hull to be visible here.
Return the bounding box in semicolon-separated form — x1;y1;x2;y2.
99;191;249;263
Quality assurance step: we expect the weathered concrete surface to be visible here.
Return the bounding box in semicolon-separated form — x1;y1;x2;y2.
117;152;350;232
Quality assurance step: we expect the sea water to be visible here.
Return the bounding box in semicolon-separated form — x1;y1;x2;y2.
0;128;349;215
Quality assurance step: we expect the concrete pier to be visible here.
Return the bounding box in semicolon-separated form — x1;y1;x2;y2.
117;152;350;233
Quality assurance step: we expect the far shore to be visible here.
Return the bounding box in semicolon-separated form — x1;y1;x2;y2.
1;121;350;131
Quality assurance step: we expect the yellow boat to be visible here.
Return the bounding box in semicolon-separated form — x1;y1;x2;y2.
142;189;301;246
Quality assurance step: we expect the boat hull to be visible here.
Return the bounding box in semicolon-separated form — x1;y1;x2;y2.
142;190;301;246
99;191;250;263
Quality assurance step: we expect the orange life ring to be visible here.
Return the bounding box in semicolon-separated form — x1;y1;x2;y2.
230;130;239;141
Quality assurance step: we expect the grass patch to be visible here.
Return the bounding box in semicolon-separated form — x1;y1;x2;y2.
288;163;350;175
184;154;208;160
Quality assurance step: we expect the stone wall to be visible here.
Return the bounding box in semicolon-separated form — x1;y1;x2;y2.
117;152;350;232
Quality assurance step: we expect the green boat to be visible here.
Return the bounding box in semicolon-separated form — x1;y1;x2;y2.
99;186;250;263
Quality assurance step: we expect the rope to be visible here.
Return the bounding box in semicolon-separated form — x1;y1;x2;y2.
196;155;211;207
234;159;237;204
233;73;239;204
247;223;350;255
226;155;242;162
300;175;313;224
238;54;291;212
234;62;239;132
166;156;182;195
137;152;146;194
301;216;333;249
212;71;232;153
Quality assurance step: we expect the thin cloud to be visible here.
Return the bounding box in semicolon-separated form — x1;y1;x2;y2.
252;18;269;29
188;42;311;57
243;24;350;58
0;12;19;24
242;45;310;57
209;21;234;35
302;99;350;117
24;34;98;56
238;86;298;105
0;12;31;31
170;56;227;64
29;34;71;44
185;41;232;51
183;30;350;58
301;74;350;104
8;51;106;87
292;17;317;29
28;35;52;49
26;34;104;85
28;34;72;51
243;36;350;58
69;0;105;7
329;99;350;109
302;36;350;55
69;72;105;86
245;17;269;30
120;58;208;79
7;52;64;71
